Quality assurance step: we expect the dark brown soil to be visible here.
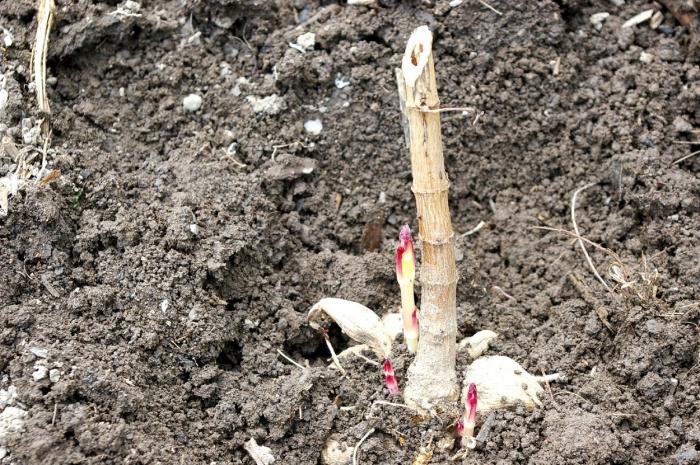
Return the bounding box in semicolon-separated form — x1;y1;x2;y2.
1;0;699;464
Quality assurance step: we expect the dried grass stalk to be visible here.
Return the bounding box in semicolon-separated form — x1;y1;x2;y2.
34;0;55;139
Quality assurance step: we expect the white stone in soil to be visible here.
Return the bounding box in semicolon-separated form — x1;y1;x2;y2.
246;95;284;115
0;386;17;407
182;93;203;112
0;89;8;115
304;119;323;135
590;12;610;26
295;32;315;52
2;28;12;48
32;365;48;381
639;51;654;63
49;369;61;383
30;347;48;358
334;74;350;89
0;406;27;445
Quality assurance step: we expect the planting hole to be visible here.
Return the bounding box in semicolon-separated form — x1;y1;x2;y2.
216;340;243;371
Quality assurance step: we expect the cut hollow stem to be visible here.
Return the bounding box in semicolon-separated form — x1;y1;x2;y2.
397;26;459;410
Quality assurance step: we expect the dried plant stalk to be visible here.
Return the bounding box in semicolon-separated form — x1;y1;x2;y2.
396;26;459;410
34;0;56;139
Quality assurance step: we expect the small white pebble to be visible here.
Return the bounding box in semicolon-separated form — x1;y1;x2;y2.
0;89;9;112
0;386;17;407
2;28;13;48
304;119;323;135
30;347;48;358
183;93;203;112
123;0;141;11
212;16;233;29
449;0;463;6
650;11;664;29
189;224;200;235
227;142;237;155
334;74;350;89
49;369;61;383
32;365;48;382
590;12;610;26
639;51;654;63
160;299;169;313
622;9;654;28
295;32;315;51
246;94;284;115
119;87;126;97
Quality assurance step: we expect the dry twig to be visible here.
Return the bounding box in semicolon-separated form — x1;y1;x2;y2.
477;0;503;15
672;149;700;165
33;0;55;140
571;183;610;292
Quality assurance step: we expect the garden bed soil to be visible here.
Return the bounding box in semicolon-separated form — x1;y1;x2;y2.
1;0;699;464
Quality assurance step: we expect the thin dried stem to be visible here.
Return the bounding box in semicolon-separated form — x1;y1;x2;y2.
672;149;700;165
276;349;306;370
323;333;346;374
478;0;503;15
353;351;380;367
352;428;376;465
531;225;619;259
571;183;610;292
460;220;485;237
33;0;55;139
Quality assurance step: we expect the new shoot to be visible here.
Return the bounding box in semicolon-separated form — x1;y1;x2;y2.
456;383;478;449
383;359;400;396
396;225;419;353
